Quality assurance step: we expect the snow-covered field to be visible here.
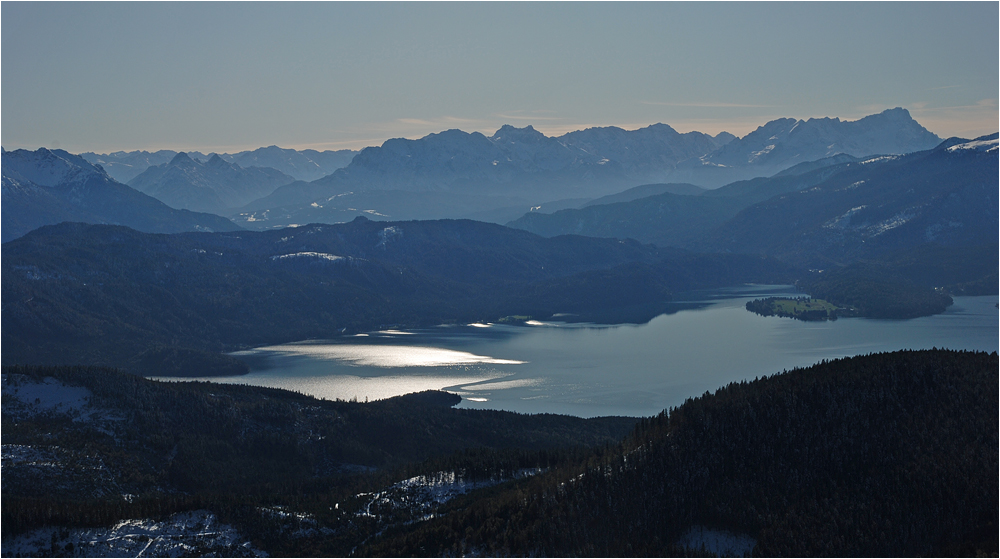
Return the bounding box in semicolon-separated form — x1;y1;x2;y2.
1;510;265;558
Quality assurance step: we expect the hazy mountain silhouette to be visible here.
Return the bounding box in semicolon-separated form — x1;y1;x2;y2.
1;147;241;242
672;108;941;186
128;152;296;214
82;146;357;183
236;111;943;229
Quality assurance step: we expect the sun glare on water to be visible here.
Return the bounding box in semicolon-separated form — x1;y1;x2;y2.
249;343;527;368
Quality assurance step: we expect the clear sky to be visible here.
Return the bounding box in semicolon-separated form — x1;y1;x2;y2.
2;2;997;154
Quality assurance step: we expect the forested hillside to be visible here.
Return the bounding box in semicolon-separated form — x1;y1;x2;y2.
2;218;797;375
360;350;998;557
5;350;993;557
2;364;636;544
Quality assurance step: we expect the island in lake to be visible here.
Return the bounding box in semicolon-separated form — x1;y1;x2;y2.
746;296;853;321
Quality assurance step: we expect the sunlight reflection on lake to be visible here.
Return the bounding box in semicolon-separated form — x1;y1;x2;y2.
152;287;998;418
235;343;526;368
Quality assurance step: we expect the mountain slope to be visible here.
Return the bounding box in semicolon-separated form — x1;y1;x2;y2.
510;192;748;248
128;152;295;214
701;135;998;263
507;155;861;248
583;182;707;206
1;148;241;242
509;135;996;268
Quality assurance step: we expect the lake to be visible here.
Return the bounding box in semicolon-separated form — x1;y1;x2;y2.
158;286;999;418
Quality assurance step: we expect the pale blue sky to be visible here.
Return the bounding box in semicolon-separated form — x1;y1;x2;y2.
2;2;997;153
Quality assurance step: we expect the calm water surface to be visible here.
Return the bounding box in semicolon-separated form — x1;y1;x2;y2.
160;286;998;418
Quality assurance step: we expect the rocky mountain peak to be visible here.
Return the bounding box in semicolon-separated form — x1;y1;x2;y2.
491;124;546;144
168;152;197;168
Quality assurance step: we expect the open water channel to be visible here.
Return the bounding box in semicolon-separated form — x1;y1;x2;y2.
161;286;998;418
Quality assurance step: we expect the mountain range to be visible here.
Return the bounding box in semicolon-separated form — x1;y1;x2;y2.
1;147;241;242
81;146;357;183
16;109;945;235
127;152;296;215
231;108;942;229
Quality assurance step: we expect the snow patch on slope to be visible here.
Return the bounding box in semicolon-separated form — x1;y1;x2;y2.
947;138;999;153
824;205;868;229
867;208;919;236
860;155;899;165
270;252;344;262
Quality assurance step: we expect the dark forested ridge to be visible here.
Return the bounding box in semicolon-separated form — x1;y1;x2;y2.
2;218;797;375
5;350;994;557
359;349;999;557
2;364;636;542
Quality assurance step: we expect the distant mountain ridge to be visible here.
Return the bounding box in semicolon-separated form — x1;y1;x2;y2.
81;146;357;183
303;123;729;198
315;108;937;197
696;107;941;174
1;147;241;242
235;109;942;229
127;152;296;215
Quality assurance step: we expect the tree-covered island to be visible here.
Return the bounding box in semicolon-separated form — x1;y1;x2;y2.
747;263;958;321
745;296;847;321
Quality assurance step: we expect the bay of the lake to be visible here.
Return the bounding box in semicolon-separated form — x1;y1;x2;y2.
157;286;999;418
